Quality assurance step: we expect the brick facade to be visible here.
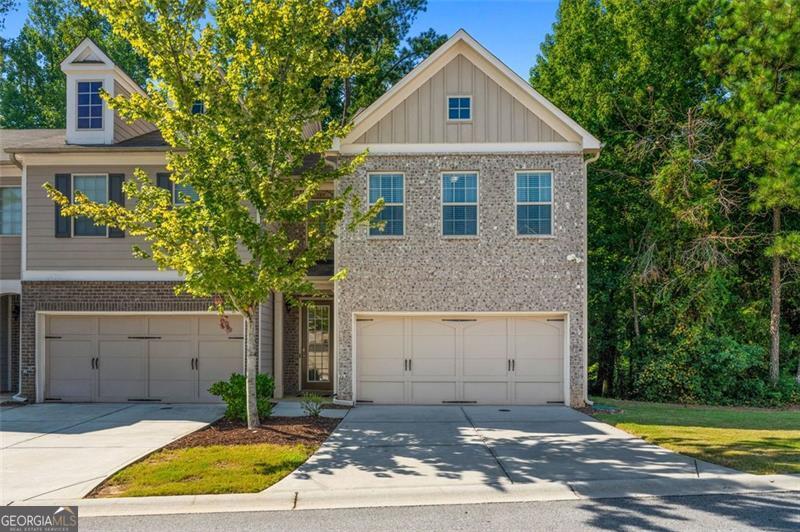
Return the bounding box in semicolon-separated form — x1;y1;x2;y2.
335;153;588;406
18;281;269;400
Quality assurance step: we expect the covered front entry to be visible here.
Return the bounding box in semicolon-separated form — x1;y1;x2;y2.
355;314;566;404
44;313;243;403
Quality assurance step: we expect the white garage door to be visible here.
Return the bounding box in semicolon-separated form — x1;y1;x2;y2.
356;315;565;404
45;314;243;403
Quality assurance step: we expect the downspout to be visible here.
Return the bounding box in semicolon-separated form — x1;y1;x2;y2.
582;149;601;407
9;151;27;402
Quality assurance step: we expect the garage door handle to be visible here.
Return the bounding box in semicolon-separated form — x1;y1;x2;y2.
512;359;516;371
191;358;194;370
408;359;412;371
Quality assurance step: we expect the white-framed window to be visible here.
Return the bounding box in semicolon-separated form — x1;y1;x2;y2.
516;171;553;236
442;172;478;236
77;81;103;129
72;174;108;237
447;96;472;121
191;100;205;114
173;182;198;204
0;186;22;235
368;173;404;236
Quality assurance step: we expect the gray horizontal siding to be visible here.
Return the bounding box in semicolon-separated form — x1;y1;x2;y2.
113;81;158;143
26;165;164;271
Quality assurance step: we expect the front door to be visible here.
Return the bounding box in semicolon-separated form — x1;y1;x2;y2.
301;301;334;392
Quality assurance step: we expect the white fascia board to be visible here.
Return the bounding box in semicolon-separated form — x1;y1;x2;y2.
14;152;168;166
337;142;583;155
23;270;183;282
0;280;21;294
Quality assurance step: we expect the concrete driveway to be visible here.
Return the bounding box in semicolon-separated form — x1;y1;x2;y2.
271;405;737;497
0;403;223;504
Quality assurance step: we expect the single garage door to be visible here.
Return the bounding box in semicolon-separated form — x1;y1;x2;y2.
45;314;243;403
356;315;565;404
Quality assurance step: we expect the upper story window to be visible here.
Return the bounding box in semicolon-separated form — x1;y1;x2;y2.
173;182;199;204
0;187;22;235
368;173;404;236
516;171;553;236
191;100;205;114
73;175;107;236
77;81;103;129
447;96;471;121
442;172;478;236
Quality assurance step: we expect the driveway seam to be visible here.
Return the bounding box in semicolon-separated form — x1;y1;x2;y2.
460;406;514;484
3;404;136;448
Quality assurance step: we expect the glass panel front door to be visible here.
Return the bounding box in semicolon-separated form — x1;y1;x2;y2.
302;302;333;391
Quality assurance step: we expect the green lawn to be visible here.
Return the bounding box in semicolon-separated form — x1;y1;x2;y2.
96;443;314;497
592;398;800;475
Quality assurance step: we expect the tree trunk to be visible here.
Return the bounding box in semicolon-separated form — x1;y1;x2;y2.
245;312;260;429
769;206;781;386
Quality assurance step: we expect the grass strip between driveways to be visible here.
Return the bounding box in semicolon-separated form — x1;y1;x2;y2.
592;398;800;475
97;443;315;497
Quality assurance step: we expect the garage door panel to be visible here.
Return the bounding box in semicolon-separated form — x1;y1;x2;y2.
463;381;509;403
97;340;147;400
463;357;507;377
411;381;457;403
98;317;146;336
359;381;405;403
411;334;455;358
358;335;402;358
46;339;94;401
359;357;404;378
48;316;96;336
198;315;243;336
410;358;456;377
514;381;563;404
514;318;562;336
514;335;562;357
515;357;563;380
149;316;194;336
358;317;404;336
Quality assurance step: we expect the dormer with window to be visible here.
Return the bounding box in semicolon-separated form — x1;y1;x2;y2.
61;38;156;145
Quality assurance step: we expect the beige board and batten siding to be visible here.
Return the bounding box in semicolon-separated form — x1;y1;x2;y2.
113;81;158;144
355;54;566;144
26;164;164;270
0;172;21;280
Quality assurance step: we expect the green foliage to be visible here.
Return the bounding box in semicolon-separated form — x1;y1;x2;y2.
532;0;800;405
299;393;324;417
0;0;148;128
209;373;275;422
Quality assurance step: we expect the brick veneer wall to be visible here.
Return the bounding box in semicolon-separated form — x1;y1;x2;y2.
9;294;20;394
282;304;300;396
335;153;588;406
19;281;269;400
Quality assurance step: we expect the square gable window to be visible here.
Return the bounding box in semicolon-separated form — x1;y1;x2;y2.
447;96;471;121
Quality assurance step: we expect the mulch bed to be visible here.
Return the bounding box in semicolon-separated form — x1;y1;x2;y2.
164;416;341;450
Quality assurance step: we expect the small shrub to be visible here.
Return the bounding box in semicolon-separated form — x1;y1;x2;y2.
300;393;324;417
208;373;275;422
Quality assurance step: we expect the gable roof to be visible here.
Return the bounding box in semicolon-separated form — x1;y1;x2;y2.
60;38;144;97
340;29;600;152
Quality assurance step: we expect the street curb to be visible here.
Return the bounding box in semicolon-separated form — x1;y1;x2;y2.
11;474;800;517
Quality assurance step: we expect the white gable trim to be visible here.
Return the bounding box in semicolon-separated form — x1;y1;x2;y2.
340;29;600;152
60;38;143;96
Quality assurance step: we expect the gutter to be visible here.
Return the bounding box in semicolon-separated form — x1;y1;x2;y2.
582;148;601;407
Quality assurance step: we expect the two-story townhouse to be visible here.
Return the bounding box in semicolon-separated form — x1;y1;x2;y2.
1;30;599;407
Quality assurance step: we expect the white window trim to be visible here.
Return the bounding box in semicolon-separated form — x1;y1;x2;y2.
71;173;109;238
515;170;555;238
441;171;480;238
0;185;22;237
367;172;406;238
172;182;197;205
446;95;473;122
75;79;105;131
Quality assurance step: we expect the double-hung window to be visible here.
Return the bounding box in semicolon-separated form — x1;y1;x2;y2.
442;173;478;236
77;81;103;129
516;171;553;236
173;182;199;204
73;175;108;236
368;173;404;236
0;187;22;235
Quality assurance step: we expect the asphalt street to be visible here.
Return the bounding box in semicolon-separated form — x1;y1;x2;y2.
79;491;800;532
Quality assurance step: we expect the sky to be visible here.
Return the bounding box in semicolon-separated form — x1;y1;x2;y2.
1;0;560;79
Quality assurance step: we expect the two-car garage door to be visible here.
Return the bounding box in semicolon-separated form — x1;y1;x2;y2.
45;314;243;403
356;315;565;404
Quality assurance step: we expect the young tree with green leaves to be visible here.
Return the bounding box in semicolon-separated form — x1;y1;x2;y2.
0;0;148;128
698;0;800;384
46;0;380;428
